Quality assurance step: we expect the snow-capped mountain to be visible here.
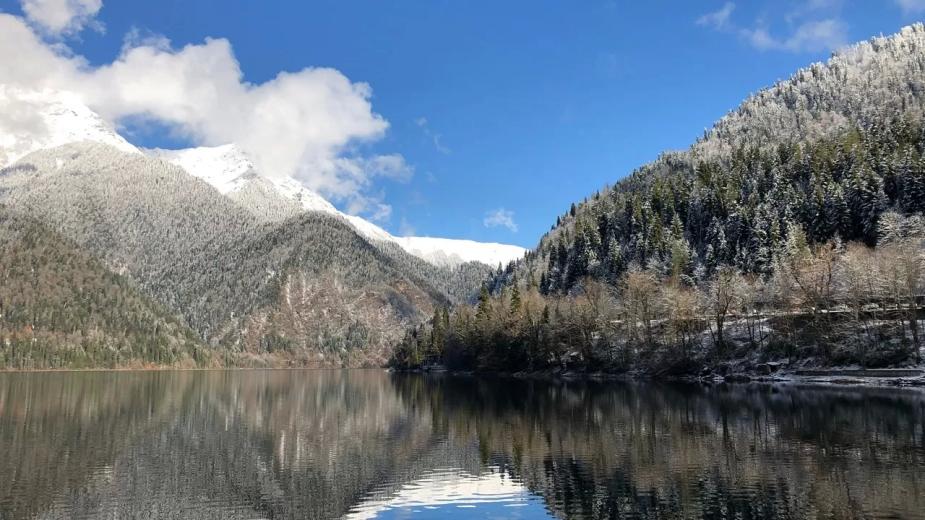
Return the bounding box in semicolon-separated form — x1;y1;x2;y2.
393;236;526;268
0;87;525;268
147;145;339;214
149;143;526;268
0;86;139;167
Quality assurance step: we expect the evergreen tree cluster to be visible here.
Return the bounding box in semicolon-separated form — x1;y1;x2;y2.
523;121;925;296
496;23;925;296
0;206;205;368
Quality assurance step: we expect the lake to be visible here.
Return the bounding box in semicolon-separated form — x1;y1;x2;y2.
0;370;922;519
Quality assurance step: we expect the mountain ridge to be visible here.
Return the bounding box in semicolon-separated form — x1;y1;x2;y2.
0;89;524;269
0;141;488;366
0;86;139;167
148;143;526;267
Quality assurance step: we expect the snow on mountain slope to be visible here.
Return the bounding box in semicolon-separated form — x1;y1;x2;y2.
344;213;525;267
147;144;253;194
0;87;138;167
0;87;526;268
148;144;339;214
150;144;526;267
393;236;526;268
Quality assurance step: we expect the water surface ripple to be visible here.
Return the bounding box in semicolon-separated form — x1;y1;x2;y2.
0;370;922;519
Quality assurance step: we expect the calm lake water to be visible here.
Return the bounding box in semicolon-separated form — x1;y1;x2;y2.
0;371;923;519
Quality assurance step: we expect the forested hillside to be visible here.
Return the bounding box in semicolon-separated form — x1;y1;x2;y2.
0;143;490;367
0;206;206;369
526;23;925;292
392;24;925;374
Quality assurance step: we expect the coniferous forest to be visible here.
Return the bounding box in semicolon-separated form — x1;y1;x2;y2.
390;24;925;375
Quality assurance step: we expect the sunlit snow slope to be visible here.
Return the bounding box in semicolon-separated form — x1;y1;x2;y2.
151;144;526;267
0;86;139;167
0;87;525;268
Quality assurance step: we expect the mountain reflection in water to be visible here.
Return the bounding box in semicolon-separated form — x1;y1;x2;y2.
0;370;922;519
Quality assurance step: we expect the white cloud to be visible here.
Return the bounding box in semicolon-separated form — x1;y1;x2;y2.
780;18;847;52
695;2;847;53
0;10;411;219
741;19;847;53
415;115;451;154
896;0;925;12
696;2;735;30
369;203;393;222
483;208;518;233
21;0;102;36
785;0;842;23
741;26;778;50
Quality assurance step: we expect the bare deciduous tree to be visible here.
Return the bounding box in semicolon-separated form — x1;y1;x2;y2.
704;266;743;355
620;269;661;349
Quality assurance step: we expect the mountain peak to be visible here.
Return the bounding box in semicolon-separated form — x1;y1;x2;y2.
150;144;526;267
0;86;138;167
147;144;258;195
147;144;340;214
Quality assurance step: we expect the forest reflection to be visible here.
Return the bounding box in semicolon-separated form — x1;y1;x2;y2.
0;370;922;519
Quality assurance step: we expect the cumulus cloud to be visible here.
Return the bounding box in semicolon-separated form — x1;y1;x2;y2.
0;7;410;219
695;2;847;53
21;0;102;36
483;208;518;233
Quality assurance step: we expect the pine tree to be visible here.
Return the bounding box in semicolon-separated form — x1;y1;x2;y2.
603;237;623;283
476;286;491;321
899;151;925;213
510;283;522;314
846;163;889;244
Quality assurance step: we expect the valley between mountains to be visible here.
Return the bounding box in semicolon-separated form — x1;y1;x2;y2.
4;24;925;376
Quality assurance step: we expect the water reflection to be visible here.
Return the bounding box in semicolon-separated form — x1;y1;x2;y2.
344;467;547;519
0;370;922;519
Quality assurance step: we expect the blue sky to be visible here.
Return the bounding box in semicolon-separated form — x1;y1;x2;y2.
0;1;921;247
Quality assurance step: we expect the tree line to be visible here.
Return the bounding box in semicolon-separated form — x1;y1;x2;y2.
391;218;924;372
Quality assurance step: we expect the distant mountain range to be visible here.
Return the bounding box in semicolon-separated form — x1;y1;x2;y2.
0;87;524;368
0;86;525;269
148;143;527;268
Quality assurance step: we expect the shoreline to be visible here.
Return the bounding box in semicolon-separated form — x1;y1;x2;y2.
3;365;924;390
0;366;385;374
395;366;925;389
